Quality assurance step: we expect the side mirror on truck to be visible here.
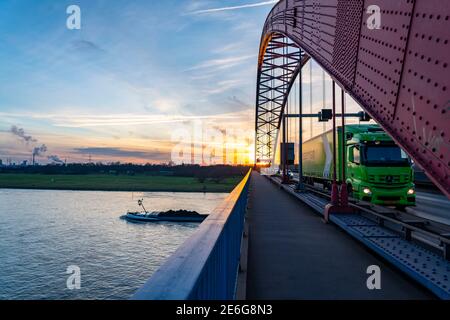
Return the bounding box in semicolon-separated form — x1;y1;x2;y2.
348;146;360;165
348;147;354;162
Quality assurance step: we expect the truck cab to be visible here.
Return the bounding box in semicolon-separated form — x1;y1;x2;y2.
345;125;416;208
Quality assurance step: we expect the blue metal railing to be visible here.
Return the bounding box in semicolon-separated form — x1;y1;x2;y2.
132;169;252;300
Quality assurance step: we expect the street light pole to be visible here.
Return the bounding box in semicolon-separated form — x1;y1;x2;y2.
330;81;339;205
340;89;349;206
297;59;305;191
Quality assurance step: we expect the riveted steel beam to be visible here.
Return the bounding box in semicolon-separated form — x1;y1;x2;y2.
255;34;310;164
255;0;450;197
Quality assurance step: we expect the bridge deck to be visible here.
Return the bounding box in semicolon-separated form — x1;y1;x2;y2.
246;172;433;299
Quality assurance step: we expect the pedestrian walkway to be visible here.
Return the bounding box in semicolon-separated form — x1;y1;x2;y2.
246;172;433;299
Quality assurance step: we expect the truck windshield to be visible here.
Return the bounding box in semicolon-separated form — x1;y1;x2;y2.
363;145;410;166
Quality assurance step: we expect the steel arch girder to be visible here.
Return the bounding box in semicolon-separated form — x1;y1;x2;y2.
256;0;450;197
255;34;310;164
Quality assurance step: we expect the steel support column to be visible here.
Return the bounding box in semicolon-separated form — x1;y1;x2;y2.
331;81;339;205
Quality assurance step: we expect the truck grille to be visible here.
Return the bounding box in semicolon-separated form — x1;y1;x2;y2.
378;196;401;201
368;174;409;184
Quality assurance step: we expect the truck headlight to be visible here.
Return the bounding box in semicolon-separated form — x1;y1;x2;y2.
363;188;372;195
407;188;415;195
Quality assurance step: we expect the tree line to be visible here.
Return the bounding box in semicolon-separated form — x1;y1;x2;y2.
0;163;249;181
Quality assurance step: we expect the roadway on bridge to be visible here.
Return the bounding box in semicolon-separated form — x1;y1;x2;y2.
246;172;434;299
291;173;450;226
407;191;450;226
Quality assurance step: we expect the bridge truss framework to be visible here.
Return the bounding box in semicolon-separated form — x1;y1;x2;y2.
255;0;450;197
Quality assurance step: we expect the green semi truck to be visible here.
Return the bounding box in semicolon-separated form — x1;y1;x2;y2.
302;124;416;208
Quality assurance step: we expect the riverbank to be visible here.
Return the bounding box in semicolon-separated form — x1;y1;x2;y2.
0;174;242;193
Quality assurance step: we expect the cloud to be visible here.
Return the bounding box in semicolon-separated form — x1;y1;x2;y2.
73;147;169;161
189;0;279;14
17;112;248;128
212;42;245;54
70;40;106;54
203;79;244;95
229;96;251;108
186;54;255;72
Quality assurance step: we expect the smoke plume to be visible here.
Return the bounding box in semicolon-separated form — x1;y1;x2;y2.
48;155;64;164
33;144;47;157
10;125;37;143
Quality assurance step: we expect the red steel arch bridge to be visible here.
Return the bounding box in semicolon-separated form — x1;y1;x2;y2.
255;0;450;197
134;0;450;301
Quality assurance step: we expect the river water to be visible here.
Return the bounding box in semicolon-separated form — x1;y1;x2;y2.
0;189;228;300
